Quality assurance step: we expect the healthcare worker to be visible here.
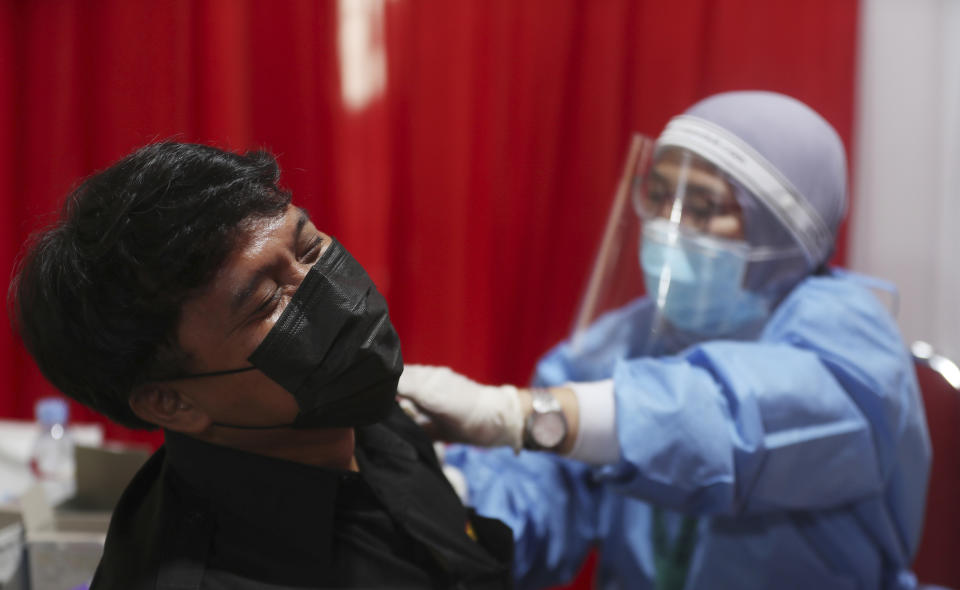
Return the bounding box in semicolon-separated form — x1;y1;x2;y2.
398;91;932;590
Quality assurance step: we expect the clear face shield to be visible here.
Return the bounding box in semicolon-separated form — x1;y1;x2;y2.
569;135;805;356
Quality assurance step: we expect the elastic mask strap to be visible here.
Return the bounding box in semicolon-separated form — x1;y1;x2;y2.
152;365;296;429
210;420;296;430
831;267;900;317
152;365;258;382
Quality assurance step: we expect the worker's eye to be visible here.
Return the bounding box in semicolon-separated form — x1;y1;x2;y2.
642;182;672;215
687;204;714;221
682;194;716;225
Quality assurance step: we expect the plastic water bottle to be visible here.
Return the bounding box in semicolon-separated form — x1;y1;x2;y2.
29;397;76;505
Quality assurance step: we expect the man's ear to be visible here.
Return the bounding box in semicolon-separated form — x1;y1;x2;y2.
129;385;211;434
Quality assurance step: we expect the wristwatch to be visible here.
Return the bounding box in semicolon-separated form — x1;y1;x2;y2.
523;388;568;451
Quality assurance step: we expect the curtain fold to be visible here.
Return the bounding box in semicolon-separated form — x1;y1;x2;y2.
1;1;18;426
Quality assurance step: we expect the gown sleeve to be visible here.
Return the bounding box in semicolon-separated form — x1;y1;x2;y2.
445;445;603;590
593;276;928;516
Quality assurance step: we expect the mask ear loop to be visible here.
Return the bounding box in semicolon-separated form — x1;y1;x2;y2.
151;365;258;382
149;366;298;430
209;419;296;430
831;268;900;317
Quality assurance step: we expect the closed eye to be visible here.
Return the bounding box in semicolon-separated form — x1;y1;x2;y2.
250;286;282;321
299;235;325;263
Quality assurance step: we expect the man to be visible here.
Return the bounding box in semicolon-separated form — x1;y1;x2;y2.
10;142;513;589
399;92;932;589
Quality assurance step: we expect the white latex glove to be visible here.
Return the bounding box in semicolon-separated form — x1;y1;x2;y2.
397;364;524;451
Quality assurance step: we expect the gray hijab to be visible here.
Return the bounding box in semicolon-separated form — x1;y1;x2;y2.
659;90;848;298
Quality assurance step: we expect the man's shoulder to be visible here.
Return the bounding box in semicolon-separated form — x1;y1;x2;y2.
90;446;213;590
365;402;443;465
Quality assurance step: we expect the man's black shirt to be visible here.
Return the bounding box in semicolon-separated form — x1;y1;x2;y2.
90;404;514;589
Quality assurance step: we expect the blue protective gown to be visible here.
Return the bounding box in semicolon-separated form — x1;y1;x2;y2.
446;270;932;590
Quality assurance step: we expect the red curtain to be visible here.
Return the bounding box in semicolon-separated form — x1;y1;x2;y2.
2;0;857;485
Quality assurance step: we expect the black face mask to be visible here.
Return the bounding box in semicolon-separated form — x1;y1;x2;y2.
168;238;403;429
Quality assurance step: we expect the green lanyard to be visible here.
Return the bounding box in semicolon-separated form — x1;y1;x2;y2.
651;507;699;590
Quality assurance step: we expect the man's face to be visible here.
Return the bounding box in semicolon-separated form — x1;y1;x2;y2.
640;148;745;240
173;204;331;427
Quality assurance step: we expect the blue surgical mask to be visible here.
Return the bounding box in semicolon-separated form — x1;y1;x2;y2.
640;225;769;337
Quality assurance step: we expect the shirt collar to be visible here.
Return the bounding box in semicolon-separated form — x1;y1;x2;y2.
163;430;353;550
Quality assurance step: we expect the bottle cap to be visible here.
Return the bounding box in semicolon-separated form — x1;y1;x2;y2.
35;397;69;426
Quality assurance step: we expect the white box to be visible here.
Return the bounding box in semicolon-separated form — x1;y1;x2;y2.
19;444;149;590
0;510;27;590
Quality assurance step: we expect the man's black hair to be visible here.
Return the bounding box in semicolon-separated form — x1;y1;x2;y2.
8;142;292;429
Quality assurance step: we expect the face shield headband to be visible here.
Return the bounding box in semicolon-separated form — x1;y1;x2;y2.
154;238;404;430
656;115;832;268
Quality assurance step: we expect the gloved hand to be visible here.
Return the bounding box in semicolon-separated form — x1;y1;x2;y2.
397;364;524;450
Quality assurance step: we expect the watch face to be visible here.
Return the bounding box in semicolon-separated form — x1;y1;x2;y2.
532;412;566;448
